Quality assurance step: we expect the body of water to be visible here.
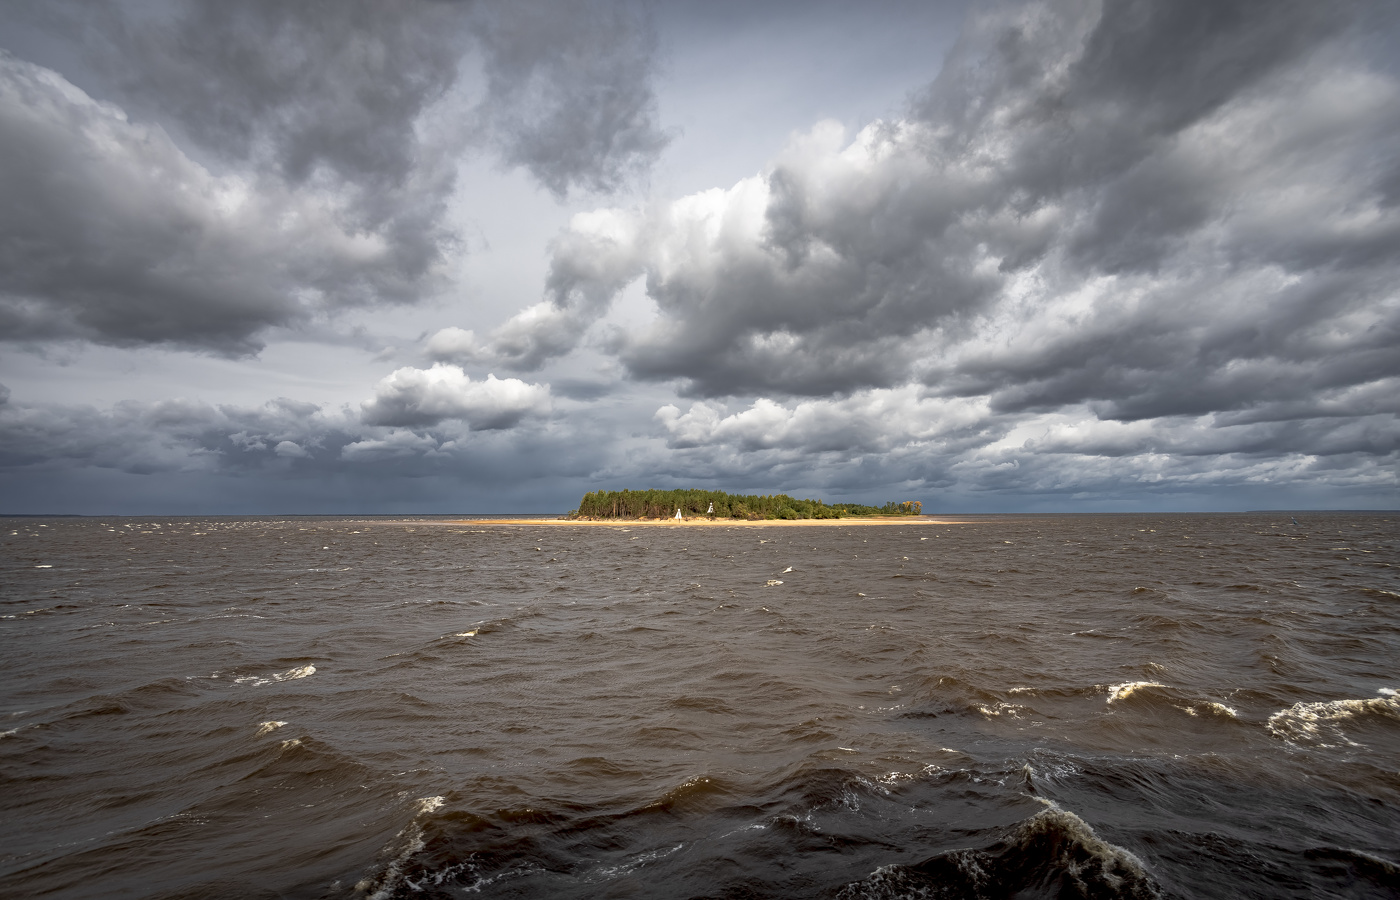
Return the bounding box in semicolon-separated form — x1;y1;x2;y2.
2;513;1397;898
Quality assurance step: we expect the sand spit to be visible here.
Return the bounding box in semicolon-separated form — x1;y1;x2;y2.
420;516;973;527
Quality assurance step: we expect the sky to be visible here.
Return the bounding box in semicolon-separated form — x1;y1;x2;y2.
0;0;1397;515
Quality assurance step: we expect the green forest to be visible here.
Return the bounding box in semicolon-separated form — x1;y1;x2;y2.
569;489;922;520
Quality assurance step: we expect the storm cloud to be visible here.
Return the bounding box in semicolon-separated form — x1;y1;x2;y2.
0;0;667;353
0;379;557;479
0;53;432;352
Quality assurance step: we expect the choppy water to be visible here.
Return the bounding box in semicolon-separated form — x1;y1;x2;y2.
2;513;1398;899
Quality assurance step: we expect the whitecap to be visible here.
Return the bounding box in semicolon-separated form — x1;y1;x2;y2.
234;664;317;687
1267;692;1400;747
1180;701;1238;718
256;720;287;736
977;702;1028;718
1106;681;1165;703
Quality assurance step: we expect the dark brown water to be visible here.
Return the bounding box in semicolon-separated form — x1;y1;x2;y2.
2;513;1398;899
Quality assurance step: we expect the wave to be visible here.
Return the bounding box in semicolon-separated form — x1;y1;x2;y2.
836;804;1161;899
901;678;1243;728
1301;846;1400;892
1182;701;1239;719
1106;682;1166;703
48;676;203;721
639;774;736;814
1266;691;1400;747
355;796;447;900
1104;682;1240;720
232;664;316;686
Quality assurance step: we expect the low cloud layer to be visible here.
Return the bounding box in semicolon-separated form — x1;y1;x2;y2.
654;388;1398;503
0;377;553;478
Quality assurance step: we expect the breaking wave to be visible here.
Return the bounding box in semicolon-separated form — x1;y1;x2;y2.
1267;691;1400;747
837;805;1161;900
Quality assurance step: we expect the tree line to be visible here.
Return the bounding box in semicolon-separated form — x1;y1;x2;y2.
568;489;922;520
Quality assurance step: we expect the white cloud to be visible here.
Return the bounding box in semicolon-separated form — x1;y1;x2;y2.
425;327;483;363
273;440;309;459
359;363;550;428
458;206;648;370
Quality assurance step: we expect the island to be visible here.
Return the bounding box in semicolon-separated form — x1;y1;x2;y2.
566;489;922;521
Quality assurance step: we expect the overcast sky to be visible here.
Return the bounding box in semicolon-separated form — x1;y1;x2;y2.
1;0;1396;514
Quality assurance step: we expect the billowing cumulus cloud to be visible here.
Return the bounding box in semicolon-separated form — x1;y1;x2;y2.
501;0;1398;409
0;0;668;353
360;364;550;429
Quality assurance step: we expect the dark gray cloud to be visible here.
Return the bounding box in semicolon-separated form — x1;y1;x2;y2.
72;0;467;194
0;0;668;353
58;0;667;200
0;52;432;352
0;393;347;474
0;384;552;478
0;383;614;514
474;0;670;197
